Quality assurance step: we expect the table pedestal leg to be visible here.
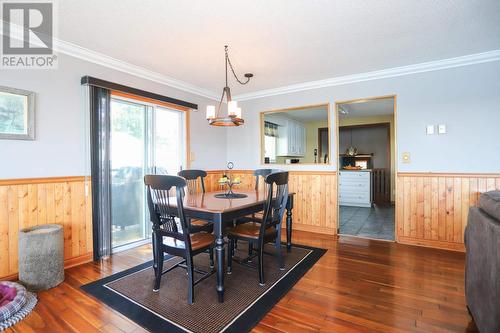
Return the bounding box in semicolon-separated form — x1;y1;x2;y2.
286;206;293;252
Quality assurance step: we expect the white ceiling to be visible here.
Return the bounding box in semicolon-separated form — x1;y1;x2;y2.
57;0;500;96
339;98;394;118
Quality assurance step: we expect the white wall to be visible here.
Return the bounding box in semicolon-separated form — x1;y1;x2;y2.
0;53;226;179
228;61;500;173
2;55;499;179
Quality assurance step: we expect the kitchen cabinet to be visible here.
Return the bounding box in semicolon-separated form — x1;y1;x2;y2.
277;119;306;157
339;170;372;207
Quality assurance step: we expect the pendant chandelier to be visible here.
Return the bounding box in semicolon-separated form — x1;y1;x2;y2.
206;45;253;126
345;128;358;156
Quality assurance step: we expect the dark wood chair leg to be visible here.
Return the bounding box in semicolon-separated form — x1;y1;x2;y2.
153;251;163;292
152;234;158;275
187;257;194;304
209;246;214;269
258;247;265;286
227;238;234;274
248;242;253;260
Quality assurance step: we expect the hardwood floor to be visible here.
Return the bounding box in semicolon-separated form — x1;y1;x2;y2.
6;231;477;333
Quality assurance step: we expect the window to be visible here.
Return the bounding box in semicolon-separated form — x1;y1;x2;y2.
264;135;277;163
264;121;278;163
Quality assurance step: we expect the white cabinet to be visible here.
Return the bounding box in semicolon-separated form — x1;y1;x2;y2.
277;119;306;157
339;171;372;207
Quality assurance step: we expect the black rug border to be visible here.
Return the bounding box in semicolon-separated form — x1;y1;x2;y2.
81;243;326;333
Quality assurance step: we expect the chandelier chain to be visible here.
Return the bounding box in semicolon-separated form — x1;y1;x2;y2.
225;47;251;85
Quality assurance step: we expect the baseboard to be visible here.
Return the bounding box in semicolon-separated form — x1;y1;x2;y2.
285;223;336;235
397;236;465;252
1;252;93;281
63;252;94;269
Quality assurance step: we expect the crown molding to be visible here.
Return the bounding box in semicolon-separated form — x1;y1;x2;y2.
0;20;220;100
54;40;220;100
233;49;500;101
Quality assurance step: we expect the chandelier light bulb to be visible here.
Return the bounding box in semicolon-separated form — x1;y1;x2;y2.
206;105;216;119
228;101;238;117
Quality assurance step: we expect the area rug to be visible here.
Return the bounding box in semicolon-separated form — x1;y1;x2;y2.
81;243;325;333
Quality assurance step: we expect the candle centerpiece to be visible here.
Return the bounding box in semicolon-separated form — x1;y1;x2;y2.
214;162;247;199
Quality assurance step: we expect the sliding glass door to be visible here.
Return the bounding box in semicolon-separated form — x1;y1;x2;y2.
110;97;186;249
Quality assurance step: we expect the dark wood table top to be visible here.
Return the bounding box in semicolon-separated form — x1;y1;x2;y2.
174;189;295;214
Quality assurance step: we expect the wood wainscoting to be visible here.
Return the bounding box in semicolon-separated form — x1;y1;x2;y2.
206;170;338;235
0;176;93;280
396;172;500;251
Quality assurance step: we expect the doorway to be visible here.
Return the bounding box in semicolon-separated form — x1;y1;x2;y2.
110;95;187;250
335;96;396;241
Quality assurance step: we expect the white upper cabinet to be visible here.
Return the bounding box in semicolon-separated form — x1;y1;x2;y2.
277;119;306;157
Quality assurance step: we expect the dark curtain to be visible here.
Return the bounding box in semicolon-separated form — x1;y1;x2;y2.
89;86;112;260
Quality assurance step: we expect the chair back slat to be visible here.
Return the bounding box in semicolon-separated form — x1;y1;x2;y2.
254;168;282;191
144;175;189;244
260;172;289;239
178;169;207;194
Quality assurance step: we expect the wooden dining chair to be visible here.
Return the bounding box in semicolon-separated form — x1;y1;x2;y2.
233;168;282;251
253;169;282;190
145;175;214;304
226;171;289;285
177;169;213;233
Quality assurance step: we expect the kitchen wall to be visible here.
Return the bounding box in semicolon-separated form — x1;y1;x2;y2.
228;61;500;173
0;53;224;180
304;120;329;163
339;126;389;168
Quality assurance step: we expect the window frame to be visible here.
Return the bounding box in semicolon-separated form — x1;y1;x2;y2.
0;86;35;140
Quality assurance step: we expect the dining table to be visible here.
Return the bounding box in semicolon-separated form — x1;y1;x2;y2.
173;188;295;303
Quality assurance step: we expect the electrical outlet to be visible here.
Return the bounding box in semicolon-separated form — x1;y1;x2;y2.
402;152;411;164
426;125;435;135
438;124;446;134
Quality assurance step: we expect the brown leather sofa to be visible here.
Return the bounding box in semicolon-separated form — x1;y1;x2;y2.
465;190;500;333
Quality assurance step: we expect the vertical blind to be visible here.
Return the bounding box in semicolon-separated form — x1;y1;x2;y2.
89;86;112;260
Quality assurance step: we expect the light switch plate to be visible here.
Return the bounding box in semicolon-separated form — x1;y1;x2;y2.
426;125;435;135
438;124;446;134
190;151;196;161
402;152;411;164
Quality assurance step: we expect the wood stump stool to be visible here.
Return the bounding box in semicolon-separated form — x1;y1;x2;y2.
18;224;64;290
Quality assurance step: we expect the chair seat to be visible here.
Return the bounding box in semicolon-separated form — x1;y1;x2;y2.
191;219;212;227
189;218;213;233
227;222;276;240
162;232;214;251
235;212;264;225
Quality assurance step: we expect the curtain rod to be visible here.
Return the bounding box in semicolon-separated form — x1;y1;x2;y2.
81;76;198;110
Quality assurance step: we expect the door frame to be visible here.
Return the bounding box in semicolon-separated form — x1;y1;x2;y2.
334;94;398;241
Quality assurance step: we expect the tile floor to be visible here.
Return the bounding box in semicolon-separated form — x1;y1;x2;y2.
339;204;395;240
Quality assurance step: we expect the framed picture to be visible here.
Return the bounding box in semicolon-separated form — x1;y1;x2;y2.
0;86;35;140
